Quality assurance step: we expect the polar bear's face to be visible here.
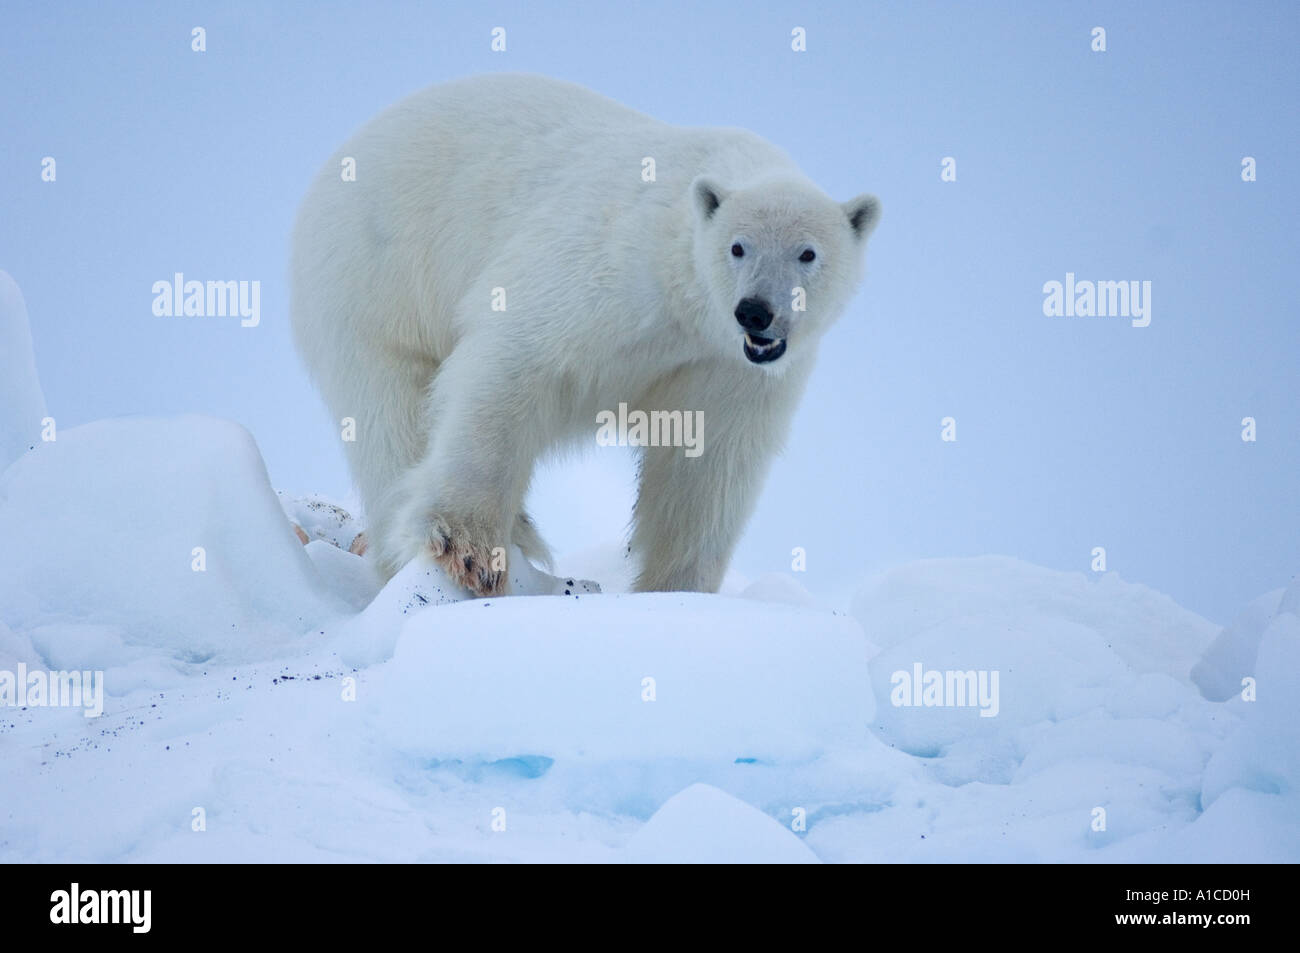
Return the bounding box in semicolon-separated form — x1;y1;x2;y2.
690;175;879;371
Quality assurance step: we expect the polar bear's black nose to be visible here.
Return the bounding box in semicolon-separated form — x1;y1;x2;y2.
734;297;774;333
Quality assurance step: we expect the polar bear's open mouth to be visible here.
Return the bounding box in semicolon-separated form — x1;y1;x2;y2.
743;333;787;364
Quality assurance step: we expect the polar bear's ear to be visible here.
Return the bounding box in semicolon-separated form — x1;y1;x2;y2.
843;194;881;240
691;176;729;222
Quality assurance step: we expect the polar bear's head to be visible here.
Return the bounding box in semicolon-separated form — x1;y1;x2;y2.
690;174;880;371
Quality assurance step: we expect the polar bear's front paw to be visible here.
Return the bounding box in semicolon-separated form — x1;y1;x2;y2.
419;513;507;597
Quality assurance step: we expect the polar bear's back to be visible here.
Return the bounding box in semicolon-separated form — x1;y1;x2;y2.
382;73;661;151
291;74;795;367
307;73;793;239
361;72;778;180
343;74;670;221
296;76;657;340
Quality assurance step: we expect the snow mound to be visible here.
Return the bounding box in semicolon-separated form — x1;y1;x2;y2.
304;540;382;612
1192;579;1297;702
329;553;468;667
853;556;1216;680
853;558;1219;762
0;271;49;470
1202;610;1300;808
624;783;819;863
0;415;345;667
740;572;818;608
369;593;874;765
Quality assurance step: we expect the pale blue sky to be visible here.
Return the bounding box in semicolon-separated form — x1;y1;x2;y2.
2;0;1296;624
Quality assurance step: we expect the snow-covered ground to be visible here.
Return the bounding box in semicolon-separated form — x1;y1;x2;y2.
2;272;1297;862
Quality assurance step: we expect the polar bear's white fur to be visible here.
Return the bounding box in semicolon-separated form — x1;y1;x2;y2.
291;74;880;595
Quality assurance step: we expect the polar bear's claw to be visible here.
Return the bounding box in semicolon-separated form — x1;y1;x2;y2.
419;514;506;597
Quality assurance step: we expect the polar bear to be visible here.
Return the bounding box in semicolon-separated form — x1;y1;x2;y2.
291;74;880;596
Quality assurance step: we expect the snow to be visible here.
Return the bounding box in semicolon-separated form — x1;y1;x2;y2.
1;274;1296;862
1201;611;1300;807
278;492;365;551
739;571;819;608
0;416;346;666
1192;586;1285;702
624;784;820;863
369;593;872;766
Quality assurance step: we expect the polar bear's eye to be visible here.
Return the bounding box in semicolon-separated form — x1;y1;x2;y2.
731;243;744;258
799;249;816;263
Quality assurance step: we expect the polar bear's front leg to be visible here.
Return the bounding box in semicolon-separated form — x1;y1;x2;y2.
629;365;807;593
377;342;546;596
631;439;767;593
